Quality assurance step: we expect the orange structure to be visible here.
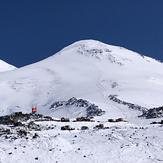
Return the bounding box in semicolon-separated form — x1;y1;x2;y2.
32;106;37;113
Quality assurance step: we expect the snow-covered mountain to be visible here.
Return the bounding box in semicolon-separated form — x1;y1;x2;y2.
0;40;163;116
0;59;16;72
1;40;163;163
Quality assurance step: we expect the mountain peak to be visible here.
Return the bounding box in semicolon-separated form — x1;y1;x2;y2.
62;39;115;51
0;59;17;72
68;39;108;47
59;39;149;65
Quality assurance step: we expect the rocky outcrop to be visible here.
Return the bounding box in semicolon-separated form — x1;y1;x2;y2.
50;97;105;118
0;112;56;139
74;117;92;122
76;43;123;65
94;124;104;129
108;95;147;112
108;118;127;123
81;126;89;130
0;112;54;126
150;120;163;124
61;125;74;131
139;106;163;119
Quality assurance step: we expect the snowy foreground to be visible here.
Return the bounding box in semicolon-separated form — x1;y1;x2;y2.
0;115;163;163
0;40;163;162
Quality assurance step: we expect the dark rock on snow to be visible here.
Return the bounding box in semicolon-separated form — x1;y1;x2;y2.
0;112;54;126
109;95;147;112
50;97;105;117
75;117;92;122
139;106;163;119
61;125;75;131
60;117;70;122
94;124;104;129
81;126;89;130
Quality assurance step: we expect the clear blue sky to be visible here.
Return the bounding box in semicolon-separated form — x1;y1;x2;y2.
0;0;163;67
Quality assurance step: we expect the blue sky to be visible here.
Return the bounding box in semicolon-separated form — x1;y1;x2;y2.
0;0;163;67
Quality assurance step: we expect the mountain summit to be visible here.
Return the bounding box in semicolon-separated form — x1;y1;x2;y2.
0;59;16;72
60;39;159;65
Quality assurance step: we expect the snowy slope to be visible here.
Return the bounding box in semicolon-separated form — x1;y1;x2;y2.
1;120;163;163
0;40;163;116
0;59;16;72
